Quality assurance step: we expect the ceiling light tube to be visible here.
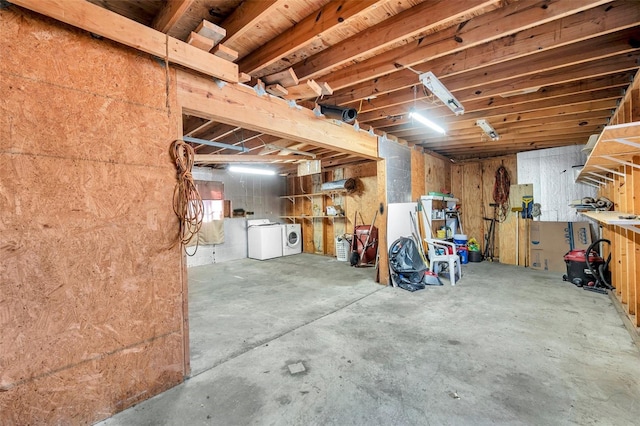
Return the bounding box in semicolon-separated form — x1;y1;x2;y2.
476;119;499;140
409;111;446;135
228;165;276;176
418;71;464;116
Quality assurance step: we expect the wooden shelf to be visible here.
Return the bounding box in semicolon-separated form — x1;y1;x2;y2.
577;122;640;183
280;215;349;221
581;211;640;233
280;190;347;201
422;195;459;202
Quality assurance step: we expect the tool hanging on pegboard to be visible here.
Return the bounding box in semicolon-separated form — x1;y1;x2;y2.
493;165;511;222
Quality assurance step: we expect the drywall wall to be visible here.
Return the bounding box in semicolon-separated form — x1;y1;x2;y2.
0;8;183;424
187;167;285;266
517;146;596;222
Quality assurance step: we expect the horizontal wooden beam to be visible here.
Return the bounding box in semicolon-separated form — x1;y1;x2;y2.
176;70;378;160
194;154;302;163
12;0;238;83
152;0;194;33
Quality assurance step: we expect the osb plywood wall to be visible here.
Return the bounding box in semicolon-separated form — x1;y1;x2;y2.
0;8;184;424
451;156;517;260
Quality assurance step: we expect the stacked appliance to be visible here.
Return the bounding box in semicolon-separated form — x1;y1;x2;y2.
247;219;302;260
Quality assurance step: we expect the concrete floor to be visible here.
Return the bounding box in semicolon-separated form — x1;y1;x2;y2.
100;254;640;425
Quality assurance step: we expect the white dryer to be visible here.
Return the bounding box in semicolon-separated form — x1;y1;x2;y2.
247;219;283;260
282;223;302;256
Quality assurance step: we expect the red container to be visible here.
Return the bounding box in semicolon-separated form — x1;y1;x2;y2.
563;249;603;286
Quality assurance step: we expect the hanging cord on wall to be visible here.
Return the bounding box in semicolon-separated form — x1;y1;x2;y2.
170;140;203;252
493;165;511;222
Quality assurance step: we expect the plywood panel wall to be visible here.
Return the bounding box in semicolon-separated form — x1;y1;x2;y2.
451;155;517;260
0;8;183;424
425;152;451;194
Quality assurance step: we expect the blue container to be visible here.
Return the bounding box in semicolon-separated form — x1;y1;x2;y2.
457;247;469;264
453;234;468;246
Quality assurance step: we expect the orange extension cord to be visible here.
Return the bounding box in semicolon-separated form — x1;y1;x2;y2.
170;140;203;250
493;165;511;222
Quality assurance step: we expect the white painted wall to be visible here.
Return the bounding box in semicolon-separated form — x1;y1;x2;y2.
187;167;286;266
517;146;597;222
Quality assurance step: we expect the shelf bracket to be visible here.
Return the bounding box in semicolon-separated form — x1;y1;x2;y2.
587;172;614;182
593;165;625;177
600;155;640;170
607;137;640;150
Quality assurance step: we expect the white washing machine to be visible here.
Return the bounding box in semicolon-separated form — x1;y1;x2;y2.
283;223;302;256
247;219;283;260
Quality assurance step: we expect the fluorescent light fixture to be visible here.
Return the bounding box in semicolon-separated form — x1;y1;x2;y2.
476;119;499;140
418;71;464;116
228;165;276;176
409;110;446;135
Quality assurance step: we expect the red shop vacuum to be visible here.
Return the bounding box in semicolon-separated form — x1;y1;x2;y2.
562;239;612;295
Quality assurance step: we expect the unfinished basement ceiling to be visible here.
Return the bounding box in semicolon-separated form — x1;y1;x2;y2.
89;0;640;165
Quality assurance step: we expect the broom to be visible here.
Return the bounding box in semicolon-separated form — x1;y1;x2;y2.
349;211;360;266
410;210;442;286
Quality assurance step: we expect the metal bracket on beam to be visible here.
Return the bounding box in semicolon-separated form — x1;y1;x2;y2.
213;78;226;89
253;81;266;97
353;120;360;132
182;136;250;152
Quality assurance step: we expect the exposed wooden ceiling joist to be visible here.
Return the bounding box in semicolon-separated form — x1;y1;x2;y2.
22;0;640;163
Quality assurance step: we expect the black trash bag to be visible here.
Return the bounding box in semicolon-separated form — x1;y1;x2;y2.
389;237;441;291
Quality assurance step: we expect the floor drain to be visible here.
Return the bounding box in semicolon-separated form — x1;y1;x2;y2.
287;362;306;375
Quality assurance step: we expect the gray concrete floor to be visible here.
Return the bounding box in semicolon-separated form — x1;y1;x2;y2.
100;254;640;425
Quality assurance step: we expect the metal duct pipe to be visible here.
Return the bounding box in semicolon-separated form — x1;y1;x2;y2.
319;104;358;123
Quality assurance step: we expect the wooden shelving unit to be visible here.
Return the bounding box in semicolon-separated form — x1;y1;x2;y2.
577;122;640;187
577;121;640;328
279;190;349;222
581;211;640;232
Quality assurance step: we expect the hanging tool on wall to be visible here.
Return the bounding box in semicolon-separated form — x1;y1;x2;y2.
521;195;534;219
493;165;511;222
483;203;498;261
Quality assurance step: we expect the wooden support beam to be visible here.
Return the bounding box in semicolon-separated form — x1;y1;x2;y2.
262;68;299;87
221;0;281;46
326;0;621;98
211;44;239;62
266;84;288;97
319;82;333;96
177;70;378;160
12;0;238;83
238;73;252;83
238;0;378;75
195;20;226;46
294;0;495;81
283;80;323;100
187;31;214;51
195;154;301;163
152;0;194;33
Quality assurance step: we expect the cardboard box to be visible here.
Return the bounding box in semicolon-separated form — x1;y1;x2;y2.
529;221;592;272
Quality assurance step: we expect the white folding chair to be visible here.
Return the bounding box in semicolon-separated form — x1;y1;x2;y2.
425;238;462;285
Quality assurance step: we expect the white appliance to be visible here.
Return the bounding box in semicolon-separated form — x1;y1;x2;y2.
282;223;302;256
247;219;283;260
